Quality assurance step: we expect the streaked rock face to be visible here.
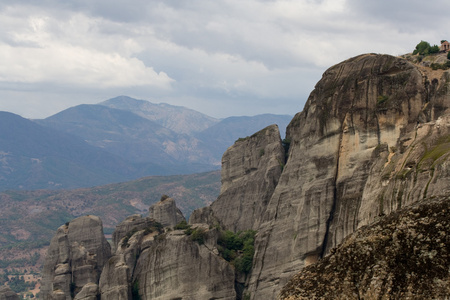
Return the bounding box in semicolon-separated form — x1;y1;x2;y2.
41;215;111;300
190;124;285;232
100;197;236;300
246;54;450;299
132;229;236;300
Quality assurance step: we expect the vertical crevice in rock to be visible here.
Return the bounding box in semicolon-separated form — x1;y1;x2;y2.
320;128;343;258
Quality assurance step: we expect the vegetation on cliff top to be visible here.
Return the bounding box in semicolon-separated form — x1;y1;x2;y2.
413;40;440;56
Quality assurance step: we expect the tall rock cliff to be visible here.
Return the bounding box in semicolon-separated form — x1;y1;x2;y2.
246;54;450;298
41;215;111;300
190;124;285;232
99;197;236;300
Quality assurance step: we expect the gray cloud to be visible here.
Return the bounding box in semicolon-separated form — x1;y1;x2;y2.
0;0;448;119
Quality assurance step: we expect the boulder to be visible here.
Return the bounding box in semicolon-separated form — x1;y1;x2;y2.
148;196;185;228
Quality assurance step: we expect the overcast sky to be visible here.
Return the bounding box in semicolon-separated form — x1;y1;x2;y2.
0;0;449;119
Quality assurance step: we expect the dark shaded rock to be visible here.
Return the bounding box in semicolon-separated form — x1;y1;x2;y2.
279;196;450;299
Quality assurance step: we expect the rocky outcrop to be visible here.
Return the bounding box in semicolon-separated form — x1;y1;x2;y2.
148;196;185;228
278;196;450;299
132;228;236;300
73;283;99;300
99;216;162;300
0;286;19;300
111;214;156;252
41;215;111;300
99;197;237;300
246;54;450;299
190;124;284;232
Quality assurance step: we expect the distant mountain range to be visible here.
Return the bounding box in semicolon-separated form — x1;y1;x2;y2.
1;96;291;191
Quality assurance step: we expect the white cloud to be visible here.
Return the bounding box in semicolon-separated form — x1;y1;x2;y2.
0;8;173;89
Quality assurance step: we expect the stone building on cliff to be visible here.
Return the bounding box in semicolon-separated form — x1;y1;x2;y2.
440;40;449;52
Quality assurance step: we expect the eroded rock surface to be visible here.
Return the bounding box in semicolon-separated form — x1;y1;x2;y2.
190;124;284;232
247;54;450;299
278;196;450;299
41;215;111;300
148;196;185;228
132;228;236;300
99;197;237;300
111;214;155;252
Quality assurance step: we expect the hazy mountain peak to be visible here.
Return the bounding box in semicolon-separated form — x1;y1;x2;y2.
100;96;219;135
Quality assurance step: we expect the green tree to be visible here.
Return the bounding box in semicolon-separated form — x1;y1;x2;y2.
413;41;431;55
413;40;439;55
429;45;440;54
447;51;450;59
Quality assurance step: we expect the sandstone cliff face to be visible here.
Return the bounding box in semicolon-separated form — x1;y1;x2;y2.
111;214;156;252
132;228;236;300
41;215;111;300
190;124;284;232
278;195;450;299
245;54;450;299
99;197;237;300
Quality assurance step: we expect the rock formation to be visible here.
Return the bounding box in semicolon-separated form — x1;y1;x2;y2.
246;54;450;299
0;286;19;300
278;196;450;299
131;227;236;300
148;195;185;228
41;215;111;300
99;197;236;300
41;53;450;300
190;124;285;232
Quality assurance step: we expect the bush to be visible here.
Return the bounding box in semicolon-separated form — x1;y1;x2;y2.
184;226;207;245
217;230;256;274
447;51;450;59
430;62;450;70
413;40;440;56
190;228;207;245
174;220;190;230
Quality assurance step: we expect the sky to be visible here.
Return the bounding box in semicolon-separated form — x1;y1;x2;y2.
0;0;449;119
